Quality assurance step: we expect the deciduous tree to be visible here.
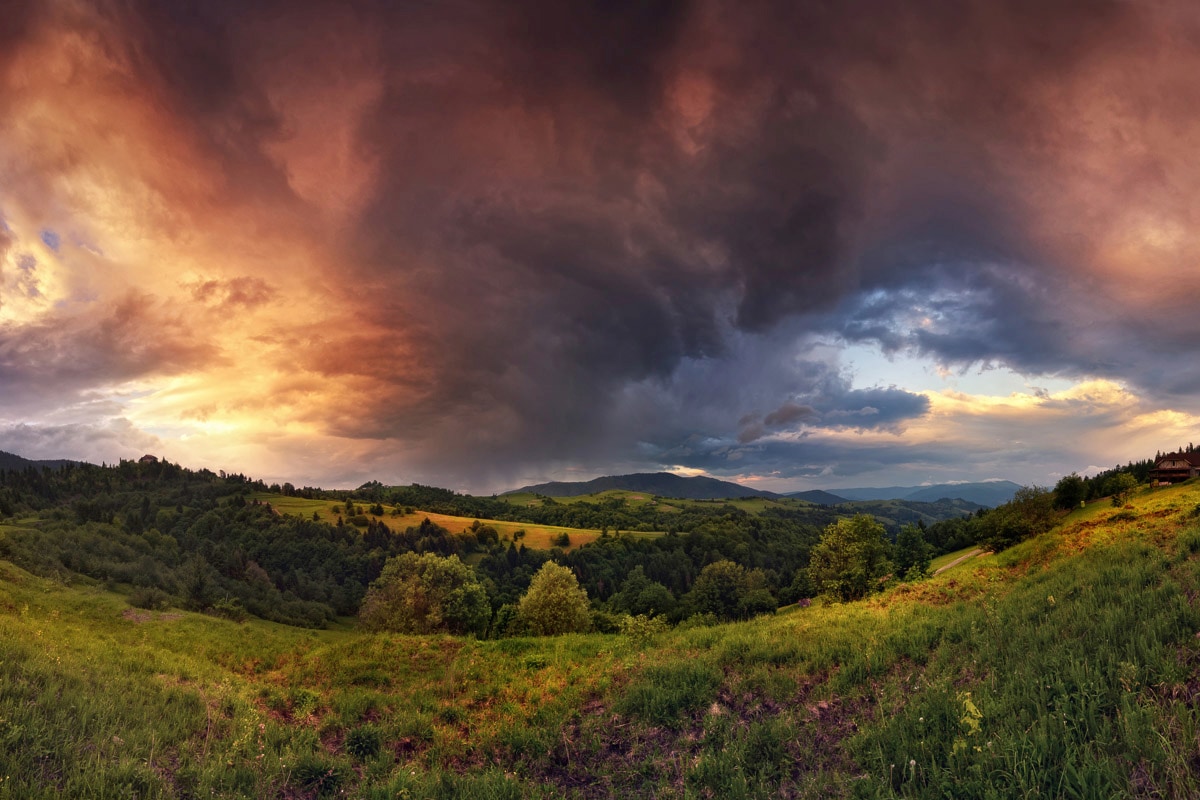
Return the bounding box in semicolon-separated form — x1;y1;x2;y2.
359;552;489;636
517;562;592;635
807;515;892;602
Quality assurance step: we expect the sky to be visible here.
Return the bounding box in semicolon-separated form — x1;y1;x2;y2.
2;0;1200;494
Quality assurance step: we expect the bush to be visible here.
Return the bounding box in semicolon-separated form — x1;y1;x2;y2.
211;596;248;622
129;586;172;611
620;613;669;646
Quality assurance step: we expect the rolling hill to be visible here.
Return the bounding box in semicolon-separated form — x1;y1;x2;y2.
4;469;1200;796
0;449;77;471
786;489;849;505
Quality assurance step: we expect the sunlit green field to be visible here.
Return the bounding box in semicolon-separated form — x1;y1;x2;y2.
252;493;663;551
5;482;1200;796
498;488;808;515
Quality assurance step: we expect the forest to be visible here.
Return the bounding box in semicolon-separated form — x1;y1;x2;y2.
0;455;1154;634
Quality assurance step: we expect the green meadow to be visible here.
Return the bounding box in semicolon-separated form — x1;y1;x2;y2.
6;481;1200;796
254;492;662;551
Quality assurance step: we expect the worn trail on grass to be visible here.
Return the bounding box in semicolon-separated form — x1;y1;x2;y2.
933;548;983;575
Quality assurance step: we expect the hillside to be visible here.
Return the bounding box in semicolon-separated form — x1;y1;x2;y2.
787;489;849;505
0;448;77;472
4;479;1200;796
508;472;778;500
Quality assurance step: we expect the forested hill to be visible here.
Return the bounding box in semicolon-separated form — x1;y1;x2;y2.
507;472;777;499
0;449;77;472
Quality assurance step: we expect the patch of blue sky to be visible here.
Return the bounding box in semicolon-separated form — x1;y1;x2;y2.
839;341;1078;398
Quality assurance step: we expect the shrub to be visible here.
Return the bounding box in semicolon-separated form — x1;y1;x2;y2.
211;596;248;622
620;613;669;646
129;586;172;611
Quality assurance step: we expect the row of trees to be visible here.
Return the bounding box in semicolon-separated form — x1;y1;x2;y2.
357;513;940;635
359;555;592;636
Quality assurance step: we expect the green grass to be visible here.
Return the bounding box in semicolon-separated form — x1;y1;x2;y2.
928;545;983;573
252;492;664;551
7;482;1200;796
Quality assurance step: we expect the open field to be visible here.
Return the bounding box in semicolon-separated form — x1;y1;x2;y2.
499;489;811;515
252;493;663;551
7;481;1200;796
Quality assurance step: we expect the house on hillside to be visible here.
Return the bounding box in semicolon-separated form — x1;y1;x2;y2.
138;454;159;464
1150;452;1200;485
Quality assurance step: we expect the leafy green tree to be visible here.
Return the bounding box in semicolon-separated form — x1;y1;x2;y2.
684;560;777;620
612;565;676;618
1053;473;1087;510
893;523;933;580
687;560;748;619
1106;473;1139;507
980;486;1057;552
359;552;489;636
807;515;892;602
517;562;592;635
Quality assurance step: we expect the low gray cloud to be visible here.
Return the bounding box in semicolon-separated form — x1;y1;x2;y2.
0;419;162;464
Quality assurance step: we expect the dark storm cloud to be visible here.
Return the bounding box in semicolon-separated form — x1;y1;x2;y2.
650;434;955;482
12;0;1193;486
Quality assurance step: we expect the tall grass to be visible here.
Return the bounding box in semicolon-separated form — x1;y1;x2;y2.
6;485;1200;796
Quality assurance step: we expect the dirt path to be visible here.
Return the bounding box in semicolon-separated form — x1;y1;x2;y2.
934;548;984;576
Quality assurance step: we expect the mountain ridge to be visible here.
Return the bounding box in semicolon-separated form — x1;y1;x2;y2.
0;450;78;472
816;480;1021;507
507;472;778;500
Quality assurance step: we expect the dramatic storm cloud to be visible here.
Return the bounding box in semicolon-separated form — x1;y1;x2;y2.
2;0;1199;491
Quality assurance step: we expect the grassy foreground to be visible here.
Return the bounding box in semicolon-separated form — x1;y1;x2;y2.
6;484;1200;797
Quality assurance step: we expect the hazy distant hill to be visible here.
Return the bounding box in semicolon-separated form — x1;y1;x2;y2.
0;450;77;472
507;472;778;500
823;480;1021;507
786;489;849;505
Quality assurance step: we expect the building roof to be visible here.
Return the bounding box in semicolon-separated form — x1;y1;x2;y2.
1155;451;1200;467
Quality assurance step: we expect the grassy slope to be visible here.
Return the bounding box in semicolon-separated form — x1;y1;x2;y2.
5;484;1200;797
498;489;809;514
253;493;663;552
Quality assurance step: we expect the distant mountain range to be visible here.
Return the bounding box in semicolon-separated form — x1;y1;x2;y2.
507;473;1021;507
786;489;852;505
0;450;77;472
813;480;1022;507
507;472;777;500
